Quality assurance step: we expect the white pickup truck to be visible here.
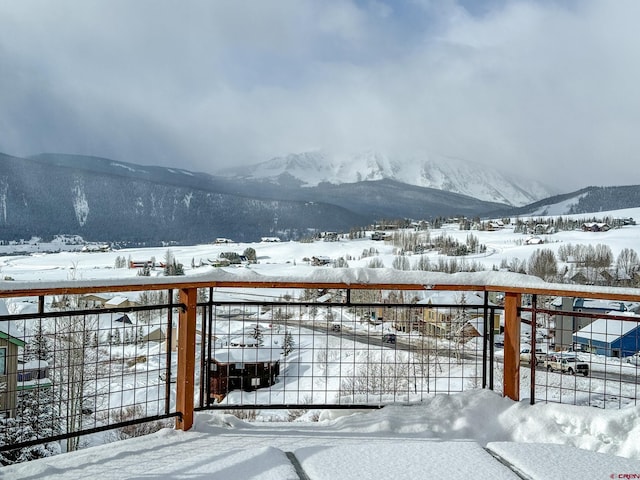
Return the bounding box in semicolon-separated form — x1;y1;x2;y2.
544;353;589;376
520;346;545;365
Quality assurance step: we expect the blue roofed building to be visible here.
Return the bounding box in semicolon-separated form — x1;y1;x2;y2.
573;315;640;358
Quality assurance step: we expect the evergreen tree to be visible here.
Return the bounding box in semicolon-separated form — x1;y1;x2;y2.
450;293;471;364
163;249;185;276
251;324;264;345
0;380;61;465
24;321;52;362
282;330;295;357
163;249;175;275
137;265;150;276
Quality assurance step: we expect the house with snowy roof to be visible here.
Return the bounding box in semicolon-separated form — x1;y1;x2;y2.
208;347;281;402
104;296;138;309
0;298;27;417
0;326;25;417
79;293;112;309
573;315;640;357
416;291;500;338
564;267;634;287
311;256;332;266
17;359;52;391
214;308;257;320
486;220;504;231
581;222;610;232
229;336;260;348
551;297;633;350
525;236;544;245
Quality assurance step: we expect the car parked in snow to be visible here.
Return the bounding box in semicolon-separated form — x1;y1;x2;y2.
520;347;545;365
544;353;589;376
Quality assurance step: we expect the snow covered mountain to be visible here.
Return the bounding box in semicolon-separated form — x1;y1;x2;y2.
503;185;640;217
3;150;639;244
219;150;556;207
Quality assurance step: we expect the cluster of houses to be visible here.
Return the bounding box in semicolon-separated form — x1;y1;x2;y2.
318;231;339;242
80;244;111;253
1;293;169;418
372;292;502;341
561;264;640;287
581;222;611;232
373;291;640;361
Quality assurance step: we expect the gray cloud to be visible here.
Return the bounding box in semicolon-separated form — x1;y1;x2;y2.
1;0;639;191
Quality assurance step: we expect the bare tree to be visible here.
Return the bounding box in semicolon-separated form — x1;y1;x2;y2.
52;314;99;452
616;248;639;283
413;255;430;271
392;254;410;271
339;354;410;398
527;249;558;282
368;257;385;268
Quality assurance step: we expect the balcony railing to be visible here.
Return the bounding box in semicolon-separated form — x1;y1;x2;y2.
2;270;640;460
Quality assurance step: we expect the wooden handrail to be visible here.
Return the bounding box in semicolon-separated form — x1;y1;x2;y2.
2;274;640;302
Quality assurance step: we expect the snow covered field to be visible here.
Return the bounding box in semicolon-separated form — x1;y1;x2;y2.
2;206;640;284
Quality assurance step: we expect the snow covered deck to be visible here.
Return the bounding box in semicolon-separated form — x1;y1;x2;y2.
5;390;640;479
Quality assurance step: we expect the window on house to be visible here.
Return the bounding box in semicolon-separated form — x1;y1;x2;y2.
0;348;5;375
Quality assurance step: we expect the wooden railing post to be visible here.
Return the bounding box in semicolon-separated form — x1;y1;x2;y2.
176;287;197;430
503;292;521;401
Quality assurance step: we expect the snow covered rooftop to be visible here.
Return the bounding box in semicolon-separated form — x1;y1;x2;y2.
574;315;640;343
212;347;282;364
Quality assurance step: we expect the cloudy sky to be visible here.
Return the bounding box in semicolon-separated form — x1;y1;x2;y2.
1;0;639;191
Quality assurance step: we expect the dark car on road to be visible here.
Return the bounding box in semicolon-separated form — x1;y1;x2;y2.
382;334;396;344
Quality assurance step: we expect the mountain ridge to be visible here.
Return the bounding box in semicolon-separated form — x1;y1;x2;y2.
1;152;640;244
218;150;556;207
